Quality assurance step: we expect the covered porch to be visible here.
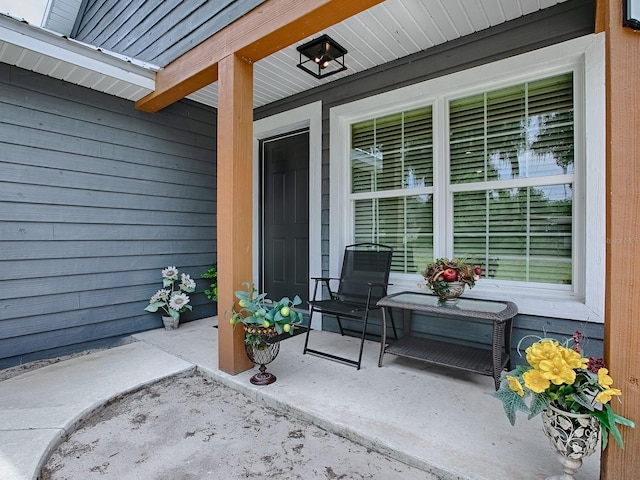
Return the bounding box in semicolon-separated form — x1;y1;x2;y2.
132;1;639;476
0;0;637;477
132;316;599;480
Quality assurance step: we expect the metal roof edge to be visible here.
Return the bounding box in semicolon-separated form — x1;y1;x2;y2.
0;12;160;88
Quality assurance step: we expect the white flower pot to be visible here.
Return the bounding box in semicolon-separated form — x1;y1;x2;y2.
162;315;179;330
541;405;600;480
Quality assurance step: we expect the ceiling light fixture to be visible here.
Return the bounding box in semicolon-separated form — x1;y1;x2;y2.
624;0;640;29
296;34;347;79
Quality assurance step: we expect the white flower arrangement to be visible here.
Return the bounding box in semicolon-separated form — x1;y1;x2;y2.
144;266;196;321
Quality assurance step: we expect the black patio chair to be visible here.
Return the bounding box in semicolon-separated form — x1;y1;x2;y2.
303;243;397;369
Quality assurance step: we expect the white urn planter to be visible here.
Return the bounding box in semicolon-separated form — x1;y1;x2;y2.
541;405;600;480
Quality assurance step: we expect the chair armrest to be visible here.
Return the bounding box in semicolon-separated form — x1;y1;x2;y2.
310;277;340;301
364;282;393;307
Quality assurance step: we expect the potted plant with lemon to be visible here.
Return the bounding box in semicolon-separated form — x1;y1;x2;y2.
229;282;303;384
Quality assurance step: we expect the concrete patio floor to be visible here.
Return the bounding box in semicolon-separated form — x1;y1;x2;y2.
134;317;601;479
0;316;600;479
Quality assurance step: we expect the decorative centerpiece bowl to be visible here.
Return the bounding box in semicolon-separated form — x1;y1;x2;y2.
421;258;481;303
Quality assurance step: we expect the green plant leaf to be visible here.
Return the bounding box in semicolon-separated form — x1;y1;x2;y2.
494;387;529;426
569;388;596;412
201;266;217;279
144;302;164;313
527;393;549;420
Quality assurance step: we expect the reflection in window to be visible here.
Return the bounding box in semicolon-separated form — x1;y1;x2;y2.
349;73;575;285
450;73;574;184
351;107;433;273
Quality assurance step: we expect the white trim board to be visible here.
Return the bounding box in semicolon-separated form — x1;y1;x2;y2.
253;101;323;329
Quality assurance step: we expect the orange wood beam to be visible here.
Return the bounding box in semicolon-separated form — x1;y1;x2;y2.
216;53;255;374
135;0;384;112
600;0;640;477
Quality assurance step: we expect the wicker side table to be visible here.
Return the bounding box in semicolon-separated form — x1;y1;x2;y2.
377;292;518;389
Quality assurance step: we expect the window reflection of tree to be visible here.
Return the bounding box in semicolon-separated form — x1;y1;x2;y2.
451;74;574;283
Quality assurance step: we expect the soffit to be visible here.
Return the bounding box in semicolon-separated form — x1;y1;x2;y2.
1;0;569;108
0;12;156;101
188;0;569;108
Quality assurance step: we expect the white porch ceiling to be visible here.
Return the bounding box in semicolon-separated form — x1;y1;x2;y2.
188;0;569;108
1;0;568;110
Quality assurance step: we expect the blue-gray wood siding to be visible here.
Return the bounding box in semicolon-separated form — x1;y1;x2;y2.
0;63;218;368
72;0;266;67
255;0;603;359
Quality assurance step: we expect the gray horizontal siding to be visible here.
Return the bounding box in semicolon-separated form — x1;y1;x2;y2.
73;0;266;67
0;62;218;368
257;0;600;355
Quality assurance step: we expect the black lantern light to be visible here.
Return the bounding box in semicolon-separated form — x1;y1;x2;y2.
624;0;640;30
296;34;347;79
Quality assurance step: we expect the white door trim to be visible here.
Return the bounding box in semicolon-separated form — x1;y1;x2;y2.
253;101;322;328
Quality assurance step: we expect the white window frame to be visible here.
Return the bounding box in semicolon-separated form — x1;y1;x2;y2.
329;34;605;322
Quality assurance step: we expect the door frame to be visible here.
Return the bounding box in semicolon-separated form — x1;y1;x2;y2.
253;101;323;329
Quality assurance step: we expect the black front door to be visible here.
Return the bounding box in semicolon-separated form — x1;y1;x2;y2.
261;130;309;304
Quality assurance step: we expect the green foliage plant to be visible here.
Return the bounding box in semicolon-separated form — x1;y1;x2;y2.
229;282;303;346
201;264;218;302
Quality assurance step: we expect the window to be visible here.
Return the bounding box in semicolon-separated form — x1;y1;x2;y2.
349;74;574;285
332;35;605;320
351;107;434;273
449;73;574;284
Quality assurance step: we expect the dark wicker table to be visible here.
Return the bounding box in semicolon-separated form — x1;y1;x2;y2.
377;292;518;389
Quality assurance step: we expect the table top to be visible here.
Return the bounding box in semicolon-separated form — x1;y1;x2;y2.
377;291;518;322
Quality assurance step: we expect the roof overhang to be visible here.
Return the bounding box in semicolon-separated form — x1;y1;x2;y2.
0;12;156;101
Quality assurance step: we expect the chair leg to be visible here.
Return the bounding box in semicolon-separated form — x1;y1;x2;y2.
355;313;370;370
303;309;316;354
335;314;345;336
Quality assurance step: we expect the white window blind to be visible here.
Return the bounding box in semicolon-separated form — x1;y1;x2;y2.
449;73;574;284
350;73;574;285
350;107;433;273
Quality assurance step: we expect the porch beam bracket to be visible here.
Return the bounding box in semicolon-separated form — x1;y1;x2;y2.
135;0;384;112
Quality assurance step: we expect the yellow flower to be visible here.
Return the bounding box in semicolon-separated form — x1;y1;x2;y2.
598;368;614;388
506;375;524;396
538;355;576;385
523;369;551;393
526;339;560;369
596;388;622;404
561;346;588;369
